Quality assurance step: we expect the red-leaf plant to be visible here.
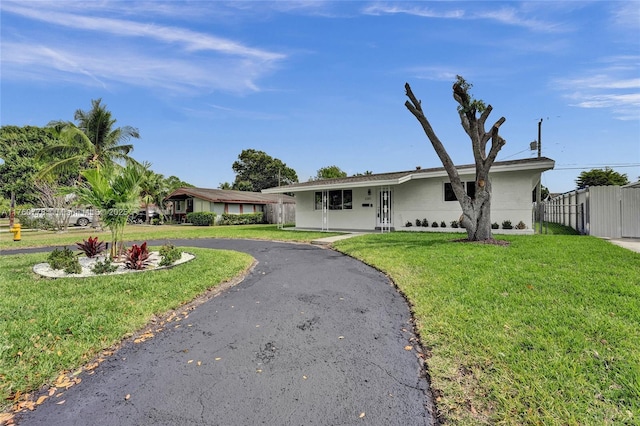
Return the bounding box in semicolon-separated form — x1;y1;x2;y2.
125;242;151;270
76;236;107;258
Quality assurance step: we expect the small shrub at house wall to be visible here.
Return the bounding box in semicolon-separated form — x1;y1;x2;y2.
515;220;527;230
76;236;106;258
48;247;81;274
440;221;447;228
405;221;413;227
502;220;513;230
491;222;500;229
431;221;439;228
151;217;161;225
415;218;421;227
125;242;151;270
421;218;429;227
186;212;216;226
219;212;264;226
450;220;459;228
159;243;182;267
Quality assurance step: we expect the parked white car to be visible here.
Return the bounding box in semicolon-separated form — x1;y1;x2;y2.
23;208;96;226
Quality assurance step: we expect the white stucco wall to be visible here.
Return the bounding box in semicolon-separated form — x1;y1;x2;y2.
294;169;539;231
295;188;376;230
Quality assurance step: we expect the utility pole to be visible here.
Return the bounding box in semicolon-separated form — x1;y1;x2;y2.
536;118;543;233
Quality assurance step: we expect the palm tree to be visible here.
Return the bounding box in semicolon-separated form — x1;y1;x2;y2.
139;164;168;224
70;164;144;258
38;99;140;177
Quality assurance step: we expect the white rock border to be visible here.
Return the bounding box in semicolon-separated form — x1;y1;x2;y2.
33;251;195;278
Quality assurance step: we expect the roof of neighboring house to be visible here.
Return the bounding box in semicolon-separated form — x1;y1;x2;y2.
165;187;296;204
262;157;556;193
623;181;640;189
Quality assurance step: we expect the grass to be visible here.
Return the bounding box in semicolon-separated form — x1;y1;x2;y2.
0;223;341;250
0;247;253;412
334;232;640;425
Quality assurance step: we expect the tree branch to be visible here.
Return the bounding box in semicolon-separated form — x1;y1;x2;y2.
405;83;467;203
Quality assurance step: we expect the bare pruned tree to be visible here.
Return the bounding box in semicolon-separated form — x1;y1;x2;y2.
405;76;506;241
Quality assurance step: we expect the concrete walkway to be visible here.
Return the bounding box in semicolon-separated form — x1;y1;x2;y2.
607;238;640;254
11;239;434;425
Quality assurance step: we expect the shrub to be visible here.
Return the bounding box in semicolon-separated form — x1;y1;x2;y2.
421;218;429;227
405;221;413;227
151;217;161;225
91;258;118;274
502;220;513;230
125;242;151;270
186;212;216;226
17;213;53;230
415;218;421;227
48;247;81;274
440;221;447;228
431;221;439;228
515;221;527;230
219;212;264;225
76;236;106;258
491;222;500;229
159;243;182;267
450;220;459;228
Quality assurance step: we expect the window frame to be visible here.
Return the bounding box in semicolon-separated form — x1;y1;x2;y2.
444;181;476;202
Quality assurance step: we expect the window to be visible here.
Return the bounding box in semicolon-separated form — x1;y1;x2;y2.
444;182;476;201
315;192;323;210
314;190;352;210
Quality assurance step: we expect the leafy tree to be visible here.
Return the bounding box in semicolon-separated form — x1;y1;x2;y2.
70;164;144;258
165;175;194;194
353;170;373;177
139;164;168;224
311;165;347;181
218;182;233;190
38;99;140;178
231;149;298;192
0;126;78;205
575;168;629;189
405;76;506;241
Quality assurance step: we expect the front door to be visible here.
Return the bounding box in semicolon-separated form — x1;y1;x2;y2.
376;188;392;232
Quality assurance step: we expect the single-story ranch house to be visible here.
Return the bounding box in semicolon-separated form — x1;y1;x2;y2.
262;157;555;233
165;187;295;223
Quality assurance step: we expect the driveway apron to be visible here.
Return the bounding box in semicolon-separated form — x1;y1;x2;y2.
11;239;434;425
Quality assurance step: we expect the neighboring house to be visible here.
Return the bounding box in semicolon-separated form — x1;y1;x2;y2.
262;157;555;233
164;187;295;224
546;181;640;238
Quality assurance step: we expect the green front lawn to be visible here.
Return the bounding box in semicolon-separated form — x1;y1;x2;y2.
334;232;640;424
0;248;253;412
0;223;341;250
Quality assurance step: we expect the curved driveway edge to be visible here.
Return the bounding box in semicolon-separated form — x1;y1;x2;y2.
10;239;435;425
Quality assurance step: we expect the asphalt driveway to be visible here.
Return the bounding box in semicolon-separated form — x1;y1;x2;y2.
10;239;434;425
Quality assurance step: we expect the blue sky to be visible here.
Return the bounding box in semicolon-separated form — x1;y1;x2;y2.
1;1;638;193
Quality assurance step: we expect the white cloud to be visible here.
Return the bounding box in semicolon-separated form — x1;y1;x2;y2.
1;41;270;95
0;1;286;94
362;2;564;32
556;57;640;121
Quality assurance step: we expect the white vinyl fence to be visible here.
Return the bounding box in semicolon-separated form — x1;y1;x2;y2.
544;184;640;238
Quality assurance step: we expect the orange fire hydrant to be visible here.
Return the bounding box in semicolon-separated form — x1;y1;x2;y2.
9;223;21;241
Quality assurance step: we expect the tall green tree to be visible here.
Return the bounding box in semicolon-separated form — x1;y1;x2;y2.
575;168;629;189
165;175;194;194
311;165;347;181
139;164;168;224
405;76;506;241
38;99;140;177
70;164;144;258
0;126;77;205
231;149;298;192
